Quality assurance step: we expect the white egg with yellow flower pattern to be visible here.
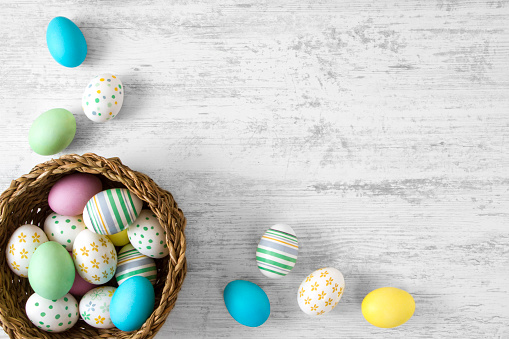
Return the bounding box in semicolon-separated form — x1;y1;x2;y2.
297;267;345;316
79;286;116;329
72;229;117;285
5;224;48;277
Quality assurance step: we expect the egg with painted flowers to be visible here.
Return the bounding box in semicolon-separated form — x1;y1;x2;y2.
79;286;116;329
82;74;124;122
297;267;345;316
44;213;86;250
127;209;169;258
83;188;143;235
5;224;48;277
256;224;298;279
25;292;79;332
72;229;117;284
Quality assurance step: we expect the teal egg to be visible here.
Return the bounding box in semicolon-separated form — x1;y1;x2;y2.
28;241;75;300
28;108;76;155
110;276;155;331
46;16;87;67
223;280;270;327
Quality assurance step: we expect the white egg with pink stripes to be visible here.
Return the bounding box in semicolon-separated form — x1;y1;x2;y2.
256;224;298;279
83;188;143;235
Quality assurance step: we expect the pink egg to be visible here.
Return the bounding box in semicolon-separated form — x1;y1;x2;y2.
48;173;102;216
69;267;96;296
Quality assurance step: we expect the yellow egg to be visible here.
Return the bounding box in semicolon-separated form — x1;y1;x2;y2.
361;287;415;328
107;229;129;247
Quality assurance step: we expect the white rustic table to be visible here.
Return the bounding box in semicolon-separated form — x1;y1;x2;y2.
1;1;508;338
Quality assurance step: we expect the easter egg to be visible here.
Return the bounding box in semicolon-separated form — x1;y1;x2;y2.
223;280;270;327
82;74;124;123
127;209;169;258
110;276;155;332
256;224;298;279
5;224;48;277
69;267;95;296
297;267;345;316
28;108;76;156
48;173;103;216
46;16;87;67
26;293;78;332
28;241;75;300
83;188;143;235
79;286;116;329
107;228;130;247
72;229;117;285
44;213;86;250
116;244;157;286
362;287;415;328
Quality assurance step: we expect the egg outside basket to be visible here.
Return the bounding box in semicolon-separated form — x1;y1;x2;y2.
0;153;187;339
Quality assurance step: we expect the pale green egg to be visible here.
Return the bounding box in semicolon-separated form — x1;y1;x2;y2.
28;108;76;155
28;241;75;300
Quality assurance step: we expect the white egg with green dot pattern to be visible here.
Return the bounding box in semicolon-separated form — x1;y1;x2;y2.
127;209;169;258
82;74;124;123
44;213;86;250
25;293;78;333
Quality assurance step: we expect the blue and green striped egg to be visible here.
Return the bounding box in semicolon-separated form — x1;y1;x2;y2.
115;244;157;286
83;188;143;235
256;224;298;279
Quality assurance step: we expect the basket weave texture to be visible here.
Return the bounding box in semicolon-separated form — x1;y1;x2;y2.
0;153;187;339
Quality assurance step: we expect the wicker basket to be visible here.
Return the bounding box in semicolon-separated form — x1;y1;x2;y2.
0;153;187;339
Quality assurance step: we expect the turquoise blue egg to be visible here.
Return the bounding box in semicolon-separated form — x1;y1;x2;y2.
46;17;87;67
223;280;270;327
109;276;155;331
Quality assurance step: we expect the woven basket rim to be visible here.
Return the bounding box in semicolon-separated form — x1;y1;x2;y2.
0;153;187;339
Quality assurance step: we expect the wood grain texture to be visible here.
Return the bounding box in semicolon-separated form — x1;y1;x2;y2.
1;0;509;338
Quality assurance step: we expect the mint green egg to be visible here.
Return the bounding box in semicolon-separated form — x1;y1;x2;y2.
28;241;75;300
29;108;76;155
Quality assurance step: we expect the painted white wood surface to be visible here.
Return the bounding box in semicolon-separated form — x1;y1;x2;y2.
1;0;509;338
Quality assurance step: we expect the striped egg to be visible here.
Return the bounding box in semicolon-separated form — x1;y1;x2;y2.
256;224;298;279
83;188;143;235
115;244;156;286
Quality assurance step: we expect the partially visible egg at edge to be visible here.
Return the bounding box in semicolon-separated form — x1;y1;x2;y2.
5;224;48;278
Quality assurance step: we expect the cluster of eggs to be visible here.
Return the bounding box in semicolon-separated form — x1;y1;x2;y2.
28;17;125;157
24;15;416;332
5;173;170;333
223;224;415;329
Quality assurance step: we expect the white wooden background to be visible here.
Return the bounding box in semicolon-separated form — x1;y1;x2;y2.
1;0;508;338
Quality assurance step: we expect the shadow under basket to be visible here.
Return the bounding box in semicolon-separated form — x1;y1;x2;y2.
0;153;187;339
